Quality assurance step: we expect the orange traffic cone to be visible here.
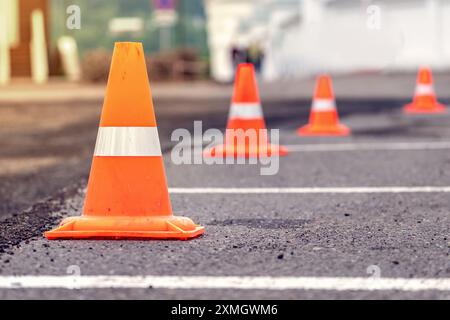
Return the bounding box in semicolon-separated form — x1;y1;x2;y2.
297;74;350;136
204;63;288;158
403;67;446;114
45;42;204;240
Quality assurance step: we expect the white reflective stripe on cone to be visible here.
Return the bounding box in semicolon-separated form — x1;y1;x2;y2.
229;103;263;120
94;127;162;157
415;84;434;96
312;99;335;111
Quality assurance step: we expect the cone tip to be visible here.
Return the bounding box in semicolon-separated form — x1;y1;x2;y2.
418;66;433;83
318;73;331;81
237;63;255;72
113;42;144;55
232;63;259;103
114;41;143;47
315;74;334;99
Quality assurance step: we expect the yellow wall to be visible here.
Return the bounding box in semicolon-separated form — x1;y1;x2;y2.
5;0;20;46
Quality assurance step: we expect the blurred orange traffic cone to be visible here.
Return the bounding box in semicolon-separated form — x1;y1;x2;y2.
297;74;350;136
404;67;446;114
45;42;204;240
204;63;288;158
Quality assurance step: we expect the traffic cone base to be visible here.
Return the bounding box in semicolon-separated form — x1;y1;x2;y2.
45;216;204;240
403;102;447;114
226;118;266;132
297;123;350;136
204;143;288;158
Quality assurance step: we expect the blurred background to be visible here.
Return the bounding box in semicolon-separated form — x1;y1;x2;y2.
1;0;450;84
0;0;208;83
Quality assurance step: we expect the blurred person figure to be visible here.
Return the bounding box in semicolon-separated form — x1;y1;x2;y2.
231;42;247;73
246;41;264;75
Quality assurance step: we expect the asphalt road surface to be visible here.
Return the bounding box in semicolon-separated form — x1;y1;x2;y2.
0;73;449;299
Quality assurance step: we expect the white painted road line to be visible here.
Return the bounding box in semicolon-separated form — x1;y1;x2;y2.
169;186;450;194
0;276;449;291
285;141;450;152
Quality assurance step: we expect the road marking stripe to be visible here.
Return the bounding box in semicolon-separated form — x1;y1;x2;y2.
0;276;448;291
94;127;162;157
169;187;450;194
285;141;450;152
